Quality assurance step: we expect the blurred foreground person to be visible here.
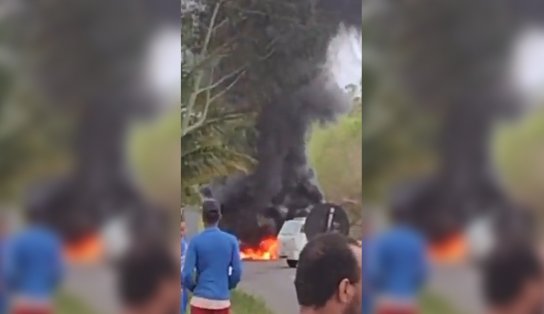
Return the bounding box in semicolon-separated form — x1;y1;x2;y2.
483;246;544;314
182;200;242;314
180;213;188;314
371;209;428;314
3;210;63;314
0;215;9;314
295;233;362;314
362;223;377;314
119;246;179;314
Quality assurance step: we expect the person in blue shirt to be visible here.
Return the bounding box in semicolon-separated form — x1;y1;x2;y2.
362;233;378;314
180;214;189;314
3;209;64;314
370;208;428;314
0;215;9;314
182;199;242;314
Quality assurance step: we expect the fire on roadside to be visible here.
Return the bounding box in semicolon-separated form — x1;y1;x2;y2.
428;232;467;264
64;233;104;264
240;236;279;261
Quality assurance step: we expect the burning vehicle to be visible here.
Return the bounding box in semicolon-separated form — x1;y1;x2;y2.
277;203;350;267
204;173;351;263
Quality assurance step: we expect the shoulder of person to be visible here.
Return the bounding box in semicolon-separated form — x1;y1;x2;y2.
190;233;203;243
220;231;238;242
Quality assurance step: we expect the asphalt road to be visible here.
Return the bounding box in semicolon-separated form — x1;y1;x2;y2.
64;263;119;314
240;260;484;314
65;250;483;314
64;259;299;314
239;259;300;314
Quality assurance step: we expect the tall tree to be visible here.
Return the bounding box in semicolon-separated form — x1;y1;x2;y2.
182;0;256;205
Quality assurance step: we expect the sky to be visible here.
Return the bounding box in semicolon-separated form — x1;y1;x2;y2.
510;26;544;105
326;24;363;93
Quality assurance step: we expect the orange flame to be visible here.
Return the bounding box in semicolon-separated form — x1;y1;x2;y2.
240;236;279;261
428;233;467;264
64;233;104;264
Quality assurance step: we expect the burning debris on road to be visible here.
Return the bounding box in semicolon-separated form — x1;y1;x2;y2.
240;237;279;261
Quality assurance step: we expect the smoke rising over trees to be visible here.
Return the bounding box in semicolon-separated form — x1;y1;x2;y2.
182;0;362;244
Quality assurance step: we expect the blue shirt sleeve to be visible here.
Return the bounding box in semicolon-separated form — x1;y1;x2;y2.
367;237;384;291
416;238;429;288
51;236;64;288
182;239;197;292
3;237;19;290
228;238;242;289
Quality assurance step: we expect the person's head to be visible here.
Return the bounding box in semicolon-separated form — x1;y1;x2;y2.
180;212;186;238
202;199;221;227
25;206;46;225
483;246;544;314
0;211;8;236
180;220;186;238
295;232;362;314
119;246;179;314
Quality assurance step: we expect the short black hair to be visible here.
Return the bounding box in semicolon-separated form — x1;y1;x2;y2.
295;232;361;308
482;246;543;307
118;246;178;307
202;200;221;225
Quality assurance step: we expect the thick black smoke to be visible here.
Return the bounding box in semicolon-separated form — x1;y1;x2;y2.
208;1;362;245
213;73;353;244
16;0;179;243
367;0;544;243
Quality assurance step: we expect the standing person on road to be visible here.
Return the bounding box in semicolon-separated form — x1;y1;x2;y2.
180;212;189;314
295;232;362;314
3;209;64;314
182;200;242;314
0;214;10;314
362;222;378;314
371;208;428;314
483;246;544;314
119;246;180;314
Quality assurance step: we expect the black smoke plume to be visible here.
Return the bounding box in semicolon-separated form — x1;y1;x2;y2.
15;0;179;243
367;0;544;243
207;1;362;246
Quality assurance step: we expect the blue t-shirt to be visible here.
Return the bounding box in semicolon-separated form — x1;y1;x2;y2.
180;238;188;277
0;237;7;314
362;236;378;314
182;227;242;301
3;225;64;300
370;225;428;300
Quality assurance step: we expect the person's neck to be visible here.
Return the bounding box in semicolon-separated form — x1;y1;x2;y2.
204;223;218;229
300;304;339;314
488;304;524;314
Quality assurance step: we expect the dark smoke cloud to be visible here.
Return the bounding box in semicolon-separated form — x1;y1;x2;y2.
207;1;362;245
14;0;179;243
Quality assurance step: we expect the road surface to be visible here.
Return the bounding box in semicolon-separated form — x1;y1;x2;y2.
239;260;299;314
240;260;484;314
64;263;119;314
64;251;483;314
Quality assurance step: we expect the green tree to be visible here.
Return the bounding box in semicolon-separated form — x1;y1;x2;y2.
181;1;255;205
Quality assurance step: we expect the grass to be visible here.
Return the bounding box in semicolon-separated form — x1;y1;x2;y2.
231;290;275;314
421;291;463;314
55;292;97;314
183;290;274;314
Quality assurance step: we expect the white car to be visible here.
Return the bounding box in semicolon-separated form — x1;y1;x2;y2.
277;217;308;268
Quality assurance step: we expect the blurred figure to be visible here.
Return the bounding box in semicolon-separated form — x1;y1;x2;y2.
483;246;544;314
119;246;179;314
371;209;428;314
180;213;188;314
3;210;63;314
295;233;362;314
362;223;377;314
182;200;242;314
0;215;9;314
